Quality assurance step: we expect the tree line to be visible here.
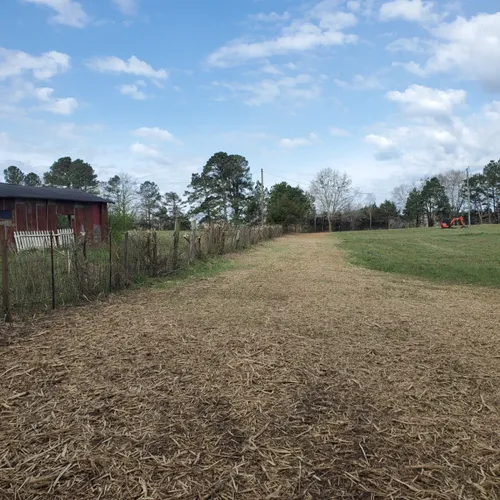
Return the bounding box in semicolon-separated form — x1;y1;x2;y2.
1;157;400;232
7;155;497;232
392;161;500;227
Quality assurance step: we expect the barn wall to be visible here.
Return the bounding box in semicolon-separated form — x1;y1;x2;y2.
0;198;109;245
101;204;109;240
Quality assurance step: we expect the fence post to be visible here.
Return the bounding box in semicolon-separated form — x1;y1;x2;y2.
152;231;158;276
189;221;197;263
83;233;87;260
147;231;152;276
50;231;56;310
109;231;112;292
124;231;129;286
1;228;12;323
173;218;180;270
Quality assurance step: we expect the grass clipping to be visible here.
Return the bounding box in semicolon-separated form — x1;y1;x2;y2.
1;234;500;499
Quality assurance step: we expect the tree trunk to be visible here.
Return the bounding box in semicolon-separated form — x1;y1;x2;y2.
328;218;332;232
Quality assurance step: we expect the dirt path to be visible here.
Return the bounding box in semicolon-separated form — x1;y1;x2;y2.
1;234;499;499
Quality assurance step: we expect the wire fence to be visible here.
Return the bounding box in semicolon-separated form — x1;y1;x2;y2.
1;224;283;321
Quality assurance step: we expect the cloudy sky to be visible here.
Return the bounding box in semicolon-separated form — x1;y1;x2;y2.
1;0;499;200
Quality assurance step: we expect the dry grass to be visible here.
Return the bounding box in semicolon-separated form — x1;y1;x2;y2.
1;234;499;499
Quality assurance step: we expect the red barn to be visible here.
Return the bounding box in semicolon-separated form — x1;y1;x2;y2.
0;183;110;245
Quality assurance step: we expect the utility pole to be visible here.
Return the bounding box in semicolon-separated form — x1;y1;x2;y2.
260;168;265;226
466;167;471;233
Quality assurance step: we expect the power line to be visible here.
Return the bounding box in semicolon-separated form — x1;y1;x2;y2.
266;171;311;186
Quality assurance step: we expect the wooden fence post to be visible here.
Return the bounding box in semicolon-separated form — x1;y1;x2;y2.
1;228;12;323
124;231;129;285
189;221;197;263
152;231;158;276
108;231;113;292
173;218;180;270
50;231;56;310
83;233;87;260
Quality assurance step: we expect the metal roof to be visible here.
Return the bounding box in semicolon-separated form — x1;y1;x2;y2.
0;183;110;203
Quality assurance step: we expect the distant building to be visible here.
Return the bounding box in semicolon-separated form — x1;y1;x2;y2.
0;183;110;244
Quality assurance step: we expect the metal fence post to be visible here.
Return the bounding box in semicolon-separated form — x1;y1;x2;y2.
1;228;12;323
50;231;56;310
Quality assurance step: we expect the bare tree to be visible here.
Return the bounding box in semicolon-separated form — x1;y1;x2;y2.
310;168;355;232
391;182;415;213
103;173;138;217
341;200;363;231
437;169;465;215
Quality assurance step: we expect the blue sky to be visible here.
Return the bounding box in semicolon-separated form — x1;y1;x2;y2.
1;0;500;201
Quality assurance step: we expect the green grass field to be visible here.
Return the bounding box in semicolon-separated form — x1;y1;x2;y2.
335;225;500;288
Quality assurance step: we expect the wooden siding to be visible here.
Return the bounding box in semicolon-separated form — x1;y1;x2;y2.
0;197;109;245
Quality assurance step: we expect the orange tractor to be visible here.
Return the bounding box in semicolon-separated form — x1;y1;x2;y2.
441;216;466;229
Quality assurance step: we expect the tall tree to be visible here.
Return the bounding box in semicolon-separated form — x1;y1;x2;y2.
43;157;72;187
163;191;185;219
484;160;500;223
70;159;99;192
24;172;42;186
421;177;450;226
4;165;25;185
267;182;313;227
437;169;465;216
157;192;189;230
226;154;253;223
309;168;355;232
245;181;267;225
186;172;221;223
138;181;161;228
102;173;137;217
44;157;99;193
186;152;253;223
463;173;488;223
378;200;399;223
404;188;424;227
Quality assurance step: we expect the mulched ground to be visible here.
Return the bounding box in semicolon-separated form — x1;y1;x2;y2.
1;234;499;499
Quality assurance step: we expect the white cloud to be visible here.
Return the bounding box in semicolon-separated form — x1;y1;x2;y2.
112;0;138;16
130;142;159;156
403;13;500;92
0;79;78;116
363;97;500;175
34;86;78;115
0;49;70;80
346;1;361;12
334;73;383;90
44;96;78;115
386;37;431;53
118;83;146;100
130;142;171;164
133;127;180;144
250;11;291;22
386;84;466;117
365;134;402;161
214;73;322;106
207;6;358;67
87;55;168;80
330;127;350;137
379;0;437;23
279;133;319;148
22;0;89;28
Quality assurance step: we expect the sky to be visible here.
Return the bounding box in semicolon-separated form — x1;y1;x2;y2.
1;0;500;202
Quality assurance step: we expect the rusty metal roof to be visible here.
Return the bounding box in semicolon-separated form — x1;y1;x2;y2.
0;183;110;203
